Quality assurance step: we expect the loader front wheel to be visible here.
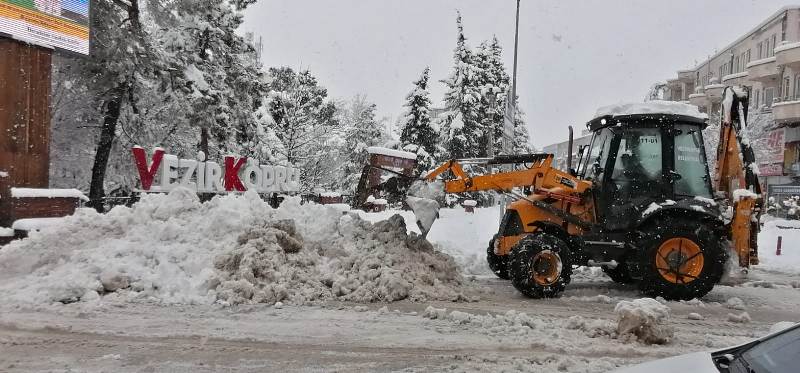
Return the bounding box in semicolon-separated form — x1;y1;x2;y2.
509;233;572;298
637;218;727;301
487;235;510;280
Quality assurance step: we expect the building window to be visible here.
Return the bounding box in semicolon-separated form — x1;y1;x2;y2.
784;77;791;100
794;74;800;100
755;89;761;108
773;34;778;55
757;41;763;59
766;87;775;107
766;38;771;58
746;49;751;64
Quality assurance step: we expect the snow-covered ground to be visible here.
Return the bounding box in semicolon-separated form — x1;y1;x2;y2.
0;193;798;372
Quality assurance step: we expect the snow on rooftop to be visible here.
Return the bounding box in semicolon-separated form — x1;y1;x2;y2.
722;71;749;81
10;188;89;201
593;101;708;121
0;227;13;237
745;56;776;68
11;217;65;231
774;41;800;53
320;192;341;198
366;147;417;160
462;200;477;207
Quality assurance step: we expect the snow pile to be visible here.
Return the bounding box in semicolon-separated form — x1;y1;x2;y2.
725;297;746;310
614;298;674;345
727;312;751;324
769;321;797;334
0;189;471;306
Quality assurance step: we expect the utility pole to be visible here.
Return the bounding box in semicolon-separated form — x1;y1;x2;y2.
511;0;520;114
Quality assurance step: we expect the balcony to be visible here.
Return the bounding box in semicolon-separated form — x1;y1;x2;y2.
704;84;725;103
688;93;708;107
772;97;800;124
721;71;749;86
666;79;683;101
746;57;778;83
677;70;695;83
775;42;800;70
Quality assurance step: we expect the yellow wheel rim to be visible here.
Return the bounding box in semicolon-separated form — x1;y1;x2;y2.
530;250;562;286
655;238;704;284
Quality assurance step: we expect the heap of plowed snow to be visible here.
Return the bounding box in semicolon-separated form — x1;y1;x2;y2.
0;188;471;305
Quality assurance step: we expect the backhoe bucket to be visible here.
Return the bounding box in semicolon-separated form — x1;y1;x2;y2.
406;180;445;237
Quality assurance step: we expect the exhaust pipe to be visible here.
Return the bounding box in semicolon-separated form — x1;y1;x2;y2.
567;125;574;171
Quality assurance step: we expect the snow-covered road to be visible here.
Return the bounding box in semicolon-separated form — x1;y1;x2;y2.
0;200;798;372
1;265;797;372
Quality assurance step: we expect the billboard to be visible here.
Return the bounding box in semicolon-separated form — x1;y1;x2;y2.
0;0;89;55
757;128;785;177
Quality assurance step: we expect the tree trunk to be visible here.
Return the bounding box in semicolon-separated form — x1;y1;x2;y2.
199;127;210;158
88;85;126;212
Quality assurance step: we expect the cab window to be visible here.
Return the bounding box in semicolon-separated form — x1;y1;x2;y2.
609;127;663;199
673;124;713;198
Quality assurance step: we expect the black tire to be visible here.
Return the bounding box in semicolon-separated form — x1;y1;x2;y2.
509;233;572;298
487;234;511;280
637;217;727;301
602;261;635;284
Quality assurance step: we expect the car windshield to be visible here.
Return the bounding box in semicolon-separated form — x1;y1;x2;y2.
738;326;800;373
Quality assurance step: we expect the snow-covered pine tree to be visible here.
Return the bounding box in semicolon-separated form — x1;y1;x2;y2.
264;67;341;192
474;36;511;156
512;107;534;153
437;12;484;161
168;0;266;158
338;96;386;192
399;67;437;171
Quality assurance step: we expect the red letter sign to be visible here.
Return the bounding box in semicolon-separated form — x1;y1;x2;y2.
224;156;247;191
132;147;165;190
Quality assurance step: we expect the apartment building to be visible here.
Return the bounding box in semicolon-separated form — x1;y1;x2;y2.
664;6;800;199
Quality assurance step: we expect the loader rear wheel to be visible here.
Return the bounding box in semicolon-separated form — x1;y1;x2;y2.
637;218;727;301
509;233;572;298
602;261;635;284
487;235;510;280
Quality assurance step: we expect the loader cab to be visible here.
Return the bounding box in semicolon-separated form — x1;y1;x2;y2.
580;113;713;231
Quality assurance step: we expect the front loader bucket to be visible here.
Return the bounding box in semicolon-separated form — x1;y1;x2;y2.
406;196;440;237
405;180;445;237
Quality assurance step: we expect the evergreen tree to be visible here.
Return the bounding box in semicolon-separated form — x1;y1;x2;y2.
399;67;437;170
512;107;534;153
338;96;385;192
264;67;340;192
474;37;511;156
437;12;484;160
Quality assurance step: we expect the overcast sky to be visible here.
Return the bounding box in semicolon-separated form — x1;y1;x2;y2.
243;0;793;148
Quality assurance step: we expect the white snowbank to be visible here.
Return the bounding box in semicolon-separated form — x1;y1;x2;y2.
756;219;800;275
0;188;471;305
0;227;13;237
358;206;502;276
594;101;707;121
614;298;674;344
11;218;65;231
366;146;417;160
10;188;88;201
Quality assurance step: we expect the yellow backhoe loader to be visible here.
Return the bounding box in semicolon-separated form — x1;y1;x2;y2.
354;87;761;300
